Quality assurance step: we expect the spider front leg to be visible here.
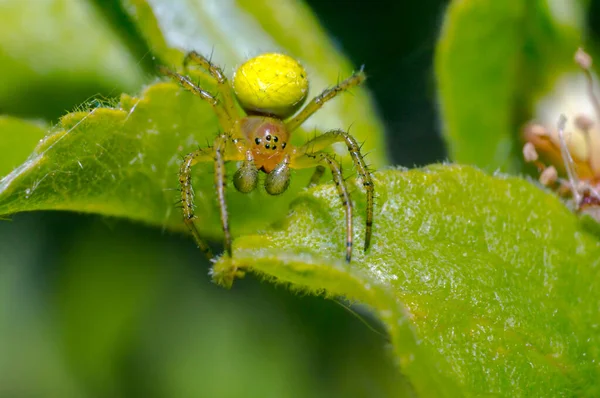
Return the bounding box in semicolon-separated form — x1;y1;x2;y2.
291;153;354;262
179;146;214;259
179;134;244;259
158;66;235;131
183;51;240;120
285;68;366;132
297;129;374;251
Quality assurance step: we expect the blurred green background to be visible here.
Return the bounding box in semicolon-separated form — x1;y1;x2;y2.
2;0;597;397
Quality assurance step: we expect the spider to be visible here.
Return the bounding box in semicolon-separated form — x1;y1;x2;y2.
159;52;374;263
522;48;600;220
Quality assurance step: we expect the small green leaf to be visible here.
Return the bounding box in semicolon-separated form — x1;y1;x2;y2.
214;164;600;396
435;0;587;172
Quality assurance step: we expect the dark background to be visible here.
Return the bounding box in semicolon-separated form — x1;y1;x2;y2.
306;0;449;167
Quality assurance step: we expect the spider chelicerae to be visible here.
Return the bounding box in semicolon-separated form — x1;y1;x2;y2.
159;52;374;263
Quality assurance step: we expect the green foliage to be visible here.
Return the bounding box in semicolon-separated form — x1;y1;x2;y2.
215;164;600;396
435;0;588;172
2;0;600;396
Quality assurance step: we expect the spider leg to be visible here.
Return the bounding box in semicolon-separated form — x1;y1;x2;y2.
291;153;353;262
285;68;366;132
179;134;244;259
158;66;234;131
183;51;240;120
214;134;234;257
296;129;374;251
180;148;214;258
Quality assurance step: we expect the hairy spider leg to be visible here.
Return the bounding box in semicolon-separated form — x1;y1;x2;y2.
214;134;233;256
179;134;245;259
285;68;366;132
297;129;374;251
291;153;353;262
183;51;240;120
158;66;235;131
161;61;251;257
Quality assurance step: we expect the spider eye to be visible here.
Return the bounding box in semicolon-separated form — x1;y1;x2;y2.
233;53;309;118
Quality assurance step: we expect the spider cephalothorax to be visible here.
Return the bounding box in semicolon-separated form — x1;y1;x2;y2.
159;52;373;265
238;116;290;174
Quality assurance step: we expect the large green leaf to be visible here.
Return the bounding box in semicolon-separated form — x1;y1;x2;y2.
213;164;600;396
435;0;588;172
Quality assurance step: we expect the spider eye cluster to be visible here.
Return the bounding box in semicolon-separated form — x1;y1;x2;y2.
233;53;309;118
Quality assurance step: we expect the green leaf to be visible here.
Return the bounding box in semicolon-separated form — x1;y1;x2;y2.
120;0;388;168
0;84;277;235
213;164;600;396
435;0;588;172
0;0;146;119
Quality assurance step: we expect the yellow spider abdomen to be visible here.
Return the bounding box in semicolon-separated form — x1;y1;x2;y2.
233;53;309;118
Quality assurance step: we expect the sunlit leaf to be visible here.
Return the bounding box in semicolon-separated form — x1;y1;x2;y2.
214;164;600;396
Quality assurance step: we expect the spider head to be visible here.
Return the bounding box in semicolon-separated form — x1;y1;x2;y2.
240;116;290;173
233;53;309;119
